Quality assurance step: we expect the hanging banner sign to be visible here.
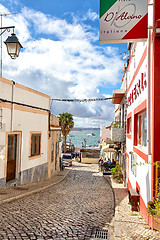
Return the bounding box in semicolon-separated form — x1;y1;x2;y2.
99;0;148;44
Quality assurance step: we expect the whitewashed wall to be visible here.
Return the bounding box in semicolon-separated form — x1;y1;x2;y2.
0;77;50;186
126;41;150;206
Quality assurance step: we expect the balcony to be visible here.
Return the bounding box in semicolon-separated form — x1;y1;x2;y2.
111;122;126;143
100;124;114;145
50;114;59;126
112;89;125;104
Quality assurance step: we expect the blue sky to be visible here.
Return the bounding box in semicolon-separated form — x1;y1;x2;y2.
0;0;127;128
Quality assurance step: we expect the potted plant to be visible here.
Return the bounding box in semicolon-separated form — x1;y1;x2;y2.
111;121;120;128
111;162;123;183
147;194;160;231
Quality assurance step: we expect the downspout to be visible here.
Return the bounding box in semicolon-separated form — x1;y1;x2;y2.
48;111;51;137
10;81;15;132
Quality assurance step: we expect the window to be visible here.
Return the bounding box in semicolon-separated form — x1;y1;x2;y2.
127;117;132;134
131;153;137;177
31;133;41;157
51;143;54;162
137;112;147;147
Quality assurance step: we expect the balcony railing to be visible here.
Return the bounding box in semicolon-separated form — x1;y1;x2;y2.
111;121;126;143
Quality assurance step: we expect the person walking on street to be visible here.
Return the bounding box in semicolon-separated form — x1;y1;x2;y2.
100;158;104;171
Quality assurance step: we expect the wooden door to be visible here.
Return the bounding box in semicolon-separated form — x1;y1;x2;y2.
6;134;17;182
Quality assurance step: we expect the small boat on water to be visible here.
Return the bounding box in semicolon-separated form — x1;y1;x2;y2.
87;133;95;136
69;135;74;137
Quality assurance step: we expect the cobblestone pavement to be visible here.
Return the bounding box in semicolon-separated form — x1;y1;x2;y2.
0;169;71;205
0;162;115;240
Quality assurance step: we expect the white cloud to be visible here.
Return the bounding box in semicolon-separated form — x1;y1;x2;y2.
82;9;99;21
0;3;123;128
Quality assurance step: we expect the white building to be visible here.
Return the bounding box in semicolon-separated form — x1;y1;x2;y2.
0;76;51;187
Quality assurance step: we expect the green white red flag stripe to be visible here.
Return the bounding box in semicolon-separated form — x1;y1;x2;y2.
99;0;148;44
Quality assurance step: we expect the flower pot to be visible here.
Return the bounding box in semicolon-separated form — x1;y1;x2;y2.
153;215;160;231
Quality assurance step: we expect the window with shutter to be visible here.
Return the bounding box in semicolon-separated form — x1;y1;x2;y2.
31;133;41;157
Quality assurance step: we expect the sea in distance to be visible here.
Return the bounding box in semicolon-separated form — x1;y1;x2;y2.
67;128;100;148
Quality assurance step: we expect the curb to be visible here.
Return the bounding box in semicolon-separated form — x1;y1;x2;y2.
103;175;116;215
103;175;123;240
0;169;71;205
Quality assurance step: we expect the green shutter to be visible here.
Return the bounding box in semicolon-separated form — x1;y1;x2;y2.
100;0;117;18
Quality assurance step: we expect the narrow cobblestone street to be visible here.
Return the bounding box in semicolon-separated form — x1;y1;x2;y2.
0;162;115;240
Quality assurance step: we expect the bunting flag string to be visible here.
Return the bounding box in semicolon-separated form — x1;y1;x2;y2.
51;96;124;102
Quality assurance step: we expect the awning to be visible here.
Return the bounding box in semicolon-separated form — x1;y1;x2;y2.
112;89;125;104
103;147;117;153
102;144;117;153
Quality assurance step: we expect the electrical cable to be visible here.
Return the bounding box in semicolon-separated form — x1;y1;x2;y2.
51;95;124;102
0;98;50;112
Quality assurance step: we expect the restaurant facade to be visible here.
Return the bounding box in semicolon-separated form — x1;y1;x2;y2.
111;0;160;228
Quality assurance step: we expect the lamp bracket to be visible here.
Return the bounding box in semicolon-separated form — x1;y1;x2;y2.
0;26;15;36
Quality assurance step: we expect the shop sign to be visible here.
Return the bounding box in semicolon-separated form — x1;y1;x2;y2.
99;0;148;44
127;72;147;107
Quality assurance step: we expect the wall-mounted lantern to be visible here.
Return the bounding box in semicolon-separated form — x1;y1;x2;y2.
4;32;23;59
0;26;23;59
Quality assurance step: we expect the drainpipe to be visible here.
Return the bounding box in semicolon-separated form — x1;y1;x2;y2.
48;111;51;137
10;81;15;132
152;0;160;199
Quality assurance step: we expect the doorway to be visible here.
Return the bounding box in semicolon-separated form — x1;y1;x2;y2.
6;134;18;182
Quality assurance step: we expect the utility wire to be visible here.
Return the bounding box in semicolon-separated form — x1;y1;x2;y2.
51;95;123;102
0;95;123;113
0;98;50;112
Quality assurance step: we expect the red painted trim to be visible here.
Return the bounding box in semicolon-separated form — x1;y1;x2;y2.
127;117;132;134
133;100;147;148
128;178;132;190
133;146;148;163
112;93;124;104
127;46;147;93
136;181;140;193
127;112;132;119
134;100;147;115
126;152;129;159
135;181;152;226
139;194;149;223
151;0;160;199
148;30;151;155
148;215;154;230
133;114;138;146
127;134;132;139
135;182;151;225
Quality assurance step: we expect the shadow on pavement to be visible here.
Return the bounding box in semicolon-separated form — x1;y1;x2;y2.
103;174;128;207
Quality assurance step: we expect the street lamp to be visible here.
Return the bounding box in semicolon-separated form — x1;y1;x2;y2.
0;26;23;76
4;32;23;59
0;26;23;59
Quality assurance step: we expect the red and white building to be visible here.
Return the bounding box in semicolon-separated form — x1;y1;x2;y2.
112;0;160;229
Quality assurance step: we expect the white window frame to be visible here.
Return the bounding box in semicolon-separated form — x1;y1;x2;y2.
137;111;147;147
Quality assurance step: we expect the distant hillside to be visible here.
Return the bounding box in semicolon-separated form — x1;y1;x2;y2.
72;127;100;131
